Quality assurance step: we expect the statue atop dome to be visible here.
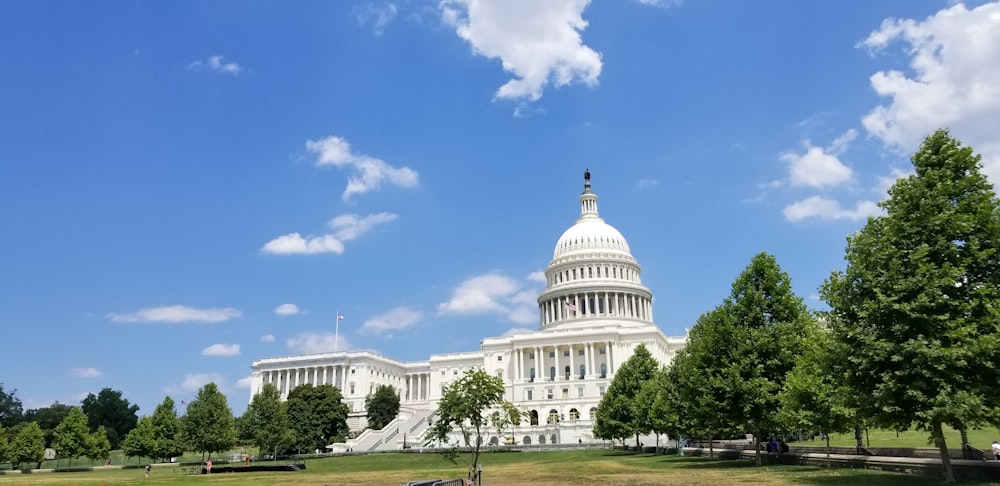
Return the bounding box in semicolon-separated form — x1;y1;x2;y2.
584;168;590;182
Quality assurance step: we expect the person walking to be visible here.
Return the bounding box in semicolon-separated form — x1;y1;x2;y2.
144;464;150;478
206;459;213;474
992;441;1000;461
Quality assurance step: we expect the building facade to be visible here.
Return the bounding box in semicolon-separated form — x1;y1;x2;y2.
249;172;686;449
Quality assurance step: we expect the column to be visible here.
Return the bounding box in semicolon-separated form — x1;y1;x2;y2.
554;345;560;381
569;344;575;380
536;346;542;382
607;341;614;375
587;342;594;378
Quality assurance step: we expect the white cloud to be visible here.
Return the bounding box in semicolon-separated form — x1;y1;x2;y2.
260;334;276;342
68;367;102;378
235;376;253;389
188;55;242;75
860;2;1000;181
260;233;345;255
201;343;241;357
780;131;855;189
361;306;423;336
286;332;350;354
356;3;398;35
261;212;399;256
163;373;226;395
502;327;534;337
783;196;881;223
108;305;241;324
526;271;546;283
305;135;418;201
635;0;682;7
440;0;602;102
274;303;301;316
636;178;658;189
437;272;538;324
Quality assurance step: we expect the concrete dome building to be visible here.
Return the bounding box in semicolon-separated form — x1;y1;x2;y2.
249;170;686;450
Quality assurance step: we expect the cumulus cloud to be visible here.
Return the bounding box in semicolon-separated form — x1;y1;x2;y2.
286;332;350;354
274;303;301;316
780;130;856;189
440;0;602;102
783;196;881;223
306;135;418;201
235;376;253;389
201;343;241;357
108;305;241;324
163;373;226;395
437;272;539;324
68;367;102;378
260;334;276;342
356;2;398;35
188;55;242;75
261;212;399;256
361;306;423;336
526;271;546;283
860;2;1000;181
502;327;535;337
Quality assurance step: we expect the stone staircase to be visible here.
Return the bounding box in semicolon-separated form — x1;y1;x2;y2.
350;406;436;452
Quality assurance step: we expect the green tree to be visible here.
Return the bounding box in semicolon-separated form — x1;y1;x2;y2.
0;384;23;429
594;343;658;447
777;324;855;466
23;402;73;448
81;388;139;450
822;129;1000;483
9;422;44;470
365;384;400;430
0;423;8;465
489;401;524;446
241;384;294;459
52;407;92;467
149;396;184;461
122;416;156;462
181;383;236;459
88;425;111;462
637;366;677;453
425;368;512;480
286;384;349;453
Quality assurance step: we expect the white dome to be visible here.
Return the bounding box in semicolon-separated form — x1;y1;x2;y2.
553;218;631;259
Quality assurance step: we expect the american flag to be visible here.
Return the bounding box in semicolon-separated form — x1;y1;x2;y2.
337;312;344;321
565;302;577;311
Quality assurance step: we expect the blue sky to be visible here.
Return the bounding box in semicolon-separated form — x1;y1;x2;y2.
3;0;999;416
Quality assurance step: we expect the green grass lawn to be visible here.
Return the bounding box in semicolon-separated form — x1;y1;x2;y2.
3;449;1000;485
789;425;1000;451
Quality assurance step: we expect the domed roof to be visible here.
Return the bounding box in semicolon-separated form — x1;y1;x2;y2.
552;169;633;259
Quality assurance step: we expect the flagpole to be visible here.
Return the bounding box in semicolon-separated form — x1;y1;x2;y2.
335;309;340;353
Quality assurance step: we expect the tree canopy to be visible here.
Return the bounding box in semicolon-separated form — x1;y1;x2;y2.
149;396;184;461
122;416;155;461
822;129;1000;483
81;387;139;450
52;407;93;466
286;384;350;453
365;384;400;430
9;421;44;470
0;384;23;429
425;368;511;480
181;383;236;458
0;423;8;465
241;384;294;457
23;402;73;448
594;343;658;446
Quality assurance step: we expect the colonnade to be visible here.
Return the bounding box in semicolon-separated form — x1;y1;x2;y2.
540;291;651;325
404;373;430;402
511;341;616;383
258;366;430;402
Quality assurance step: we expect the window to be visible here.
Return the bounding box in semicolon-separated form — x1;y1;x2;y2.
599;348;606;355
441;370;445;375
453;370;458;375
579;365;585;379
562;388;569;399
497;355;503;361
590;407;598;419
549;351;555;358
547;389;553;400
549;367;555;381
577;387;584;398
526;390;533;400
529;368;535;382
350;383;356;394
578;349;584;356
563;350;569;357
529;353;535;360
497;371;503;379
547;409;559;424
564;365;571;379
599;385;605;396
569;408;580;420
351;368;356;374
600;363;607;378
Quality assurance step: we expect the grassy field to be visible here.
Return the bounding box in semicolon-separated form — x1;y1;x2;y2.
790;425;1000;450
2;449;999;486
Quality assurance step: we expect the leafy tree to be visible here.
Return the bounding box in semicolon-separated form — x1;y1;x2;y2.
425;368;513;480
489;401;524;446
23;402;73;448
777;324;855;466
122;416;156;462
637;366;676;453
241;384;294;458
0;384;23;429
52;407;93;467
9;421;44;470
822;130;1000;483
365;385;400;430
0;423;8;465
88;425;111;462
149;396;184;461
81;388;139;450
181;383;236;459
286;384;349;453
594;343;658;447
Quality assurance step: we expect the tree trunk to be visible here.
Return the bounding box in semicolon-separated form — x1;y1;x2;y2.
825;434;831;468
960;428;970;460
932;421;956;484
854;425;863;455
708;435;714;460
753;429;761;466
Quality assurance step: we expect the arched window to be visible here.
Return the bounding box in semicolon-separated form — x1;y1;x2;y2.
569;408;580;421
538;435;546;444
548;409;559;424
549;367;555;380
579;364;586;379
589;407;598;420
523;436;532;445
529;410;539;426
600;363;607;378
489;436;498;446
564;365;571;380
550;434;558;444
530;368;535;382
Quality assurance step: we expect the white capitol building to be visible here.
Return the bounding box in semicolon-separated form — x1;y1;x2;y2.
249;171;686;449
